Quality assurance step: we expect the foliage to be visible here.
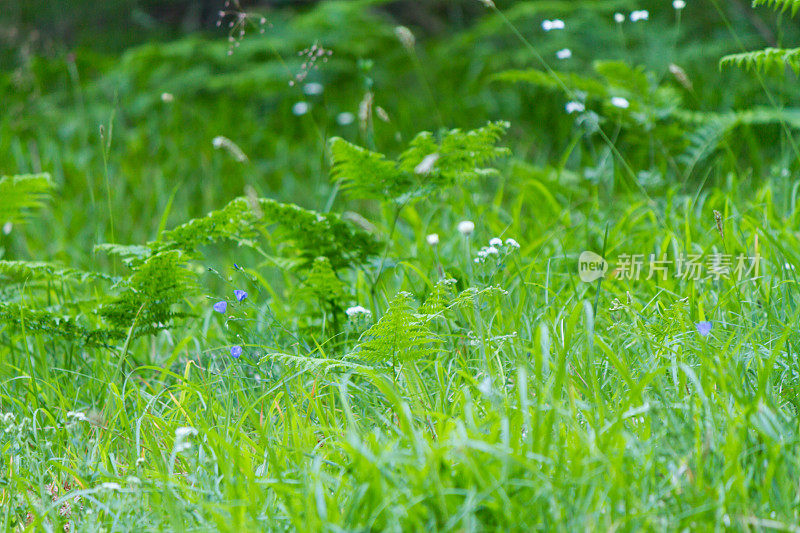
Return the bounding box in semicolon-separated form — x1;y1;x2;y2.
329;121;510;203
354;291;440;363
0;173;53;224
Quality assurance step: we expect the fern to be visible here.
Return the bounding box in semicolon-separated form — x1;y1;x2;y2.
720;47;800;75
753;0;800;15
354;292;440;363
0;303;121;347
329;121;510;203
99;250;196;336
0;173;54;224
157;196;378;268
297;257;347;304
419;278;457;318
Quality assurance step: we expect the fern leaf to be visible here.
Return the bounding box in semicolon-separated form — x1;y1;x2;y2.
720;47;800;75
158;196;378;268
330;121;509;203
753;0;800;16
0;173;54;223
354;292;440;363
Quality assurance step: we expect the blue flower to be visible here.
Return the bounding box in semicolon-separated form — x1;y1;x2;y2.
695;321;712;337
213;301;227;314
230;345;243;358
234;289;248;302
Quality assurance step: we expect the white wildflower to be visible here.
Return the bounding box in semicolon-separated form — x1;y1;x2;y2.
505;238;520;249
611;96;630;109
566;101;585;114
673;0;686;9
426;233;440;246
292;102;309;116
614;12;625;23
160;92;174;103
542;19;565;31
303;82;323;96
175;427;198;439
415;153;440;175
556;48;572;60
489;237;503;247
67;411;88;422
345;306;371;318
458;220;475;236
336;112;355;126
485;246;499;256
630;10;649;22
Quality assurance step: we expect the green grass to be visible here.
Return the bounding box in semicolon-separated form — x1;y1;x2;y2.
3;0;800;530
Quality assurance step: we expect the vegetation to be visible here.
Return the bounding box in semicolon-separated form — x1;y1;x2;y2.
2;0;800;529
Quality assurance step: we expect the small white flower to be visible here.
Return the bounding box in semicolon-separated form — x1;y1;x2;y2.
477;376;493;396
175;427;198;439
565;101;585;114
477;249;488;258
505;238;520;249
673;0;686;9
67;411;88;422
542;19;565;31
336;112;355;126
489;237;503;247
292;102;310;116
556;48;572;60
346;306;372;318
160;92;174;103
458;220;475;236
614;12;625;23
630;10;649;22
611;96;630;109
485;246;499;256
303;82;323;96
415;153;440;175
426;233;440;246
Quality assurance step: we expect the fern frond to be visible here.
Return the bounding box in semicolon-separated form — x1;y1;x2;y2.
354;292;440;363
259;351;370;372
0;173;54;223
753;0;800;16
0;303;121;347
720;47;800;75
330;121;509;203
158;196;378;268
0;261;113;285
100;250;196;336
296;256;347;303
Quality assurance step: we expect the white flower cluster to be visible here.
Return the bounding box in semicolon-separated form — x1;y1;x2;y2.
345;305;372;319
174;426;198;452
541;19;565;31
615;10;651;23
474;237;520;263
67;410;89;422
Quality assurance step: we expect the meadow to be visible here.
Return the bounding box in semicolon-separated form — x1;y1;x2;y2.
3;0;800;530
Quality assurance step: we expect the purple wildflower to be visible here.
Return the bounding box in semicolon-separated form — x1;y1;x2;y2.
230;345;243;358
695;321;712;337
234;289;248;302
213;301;227;314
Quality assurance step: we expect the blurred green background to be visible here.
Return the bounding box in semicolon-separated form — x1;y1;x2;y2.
1;0;796;267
